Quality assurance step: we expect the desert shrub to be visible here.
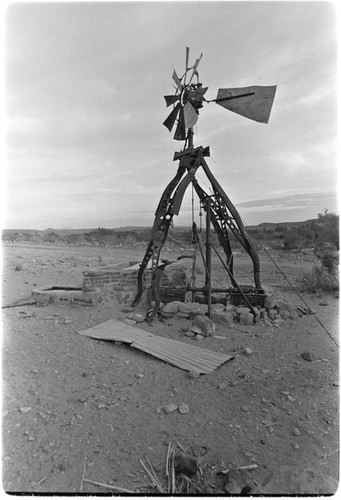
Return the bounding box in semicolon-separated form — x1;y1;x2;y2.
320;250;338;275
300;264;338;293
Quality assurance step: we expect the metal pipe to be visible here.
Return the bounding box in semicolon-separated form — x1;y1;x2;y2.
205;200;212;318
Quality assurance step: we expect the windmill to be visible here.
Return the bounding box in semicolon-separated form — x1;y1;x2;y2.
133;48;276;322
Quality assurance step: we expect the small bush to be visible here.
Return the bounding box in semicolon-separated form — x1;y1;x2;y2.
300;264;338;293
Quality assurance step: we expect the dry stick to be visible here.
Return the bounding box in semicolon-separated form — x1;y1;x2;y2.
171;450;176;493
36;476;47;486
176;440;187;452
182;474;203;493
139;459;164;493
222;464;258;474
147;457;164;492
166;442;171;477
83;479;136;494
79;456;87;492
101;417;126;435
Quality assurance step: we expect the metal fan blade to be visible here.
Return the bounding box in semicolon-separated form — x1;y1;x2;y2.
183;101;198;129
163;102;181;132
188;53;203;85
174;107;186;141
172;70;183;91
215;85;277;124
164;94;180;107
185;47;190;70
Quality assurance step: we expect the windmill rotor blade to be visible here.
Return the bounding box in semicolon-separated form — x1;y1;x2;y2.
188;53;203;84
174;107;186;141
172;70;183;91
185;47;190;71
215;85;277;124
164;94;180;107
163;102;181;132
183;101;198;129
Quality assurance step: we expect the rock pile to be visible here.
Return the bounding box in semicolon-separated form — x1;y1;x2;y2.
148;290;307;335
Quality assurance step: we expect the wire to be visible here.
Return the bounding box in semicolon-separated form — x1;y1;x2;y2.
238;212;338;348
261;246;339;348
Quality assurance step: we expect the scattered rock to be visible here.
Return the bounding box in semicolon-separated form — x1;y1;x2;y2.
178;302;202;314
211;311;233;326
218;382;227;389
178;403;189;414
19;407;32;414
123;318;137;326
319;301;329;306
188;371;200;379
77;397;88;403
293;427;301;436
211;303;225;312
239;312;254;325
192;315;215;336
195;334;204;341
290;310;299;320
268;309;277;320
236;307;251;315
280;310;290;320
162;302;180;314
163;403;178;414
224;469;253;494
190;326;202;335
244;347;253;355
174;453;198;476
184;330;196;337
264;294;277;309
277;299;291;312
129;313;145;323
301;352;315;362
273;318;286;326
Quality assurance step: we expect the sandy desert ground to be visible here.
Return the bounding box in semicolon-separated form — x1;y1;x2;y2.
1;242;339;494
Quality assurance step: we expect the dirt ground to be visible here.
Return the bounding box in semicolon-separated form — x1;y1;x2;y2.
1;242;339;494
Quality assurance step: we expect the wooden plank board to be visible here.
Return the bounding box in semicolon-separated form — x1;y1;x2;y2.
78;319;233;374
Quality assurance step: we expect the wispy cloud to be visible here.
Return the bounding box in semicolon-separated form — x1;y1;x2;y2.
4;2;338;229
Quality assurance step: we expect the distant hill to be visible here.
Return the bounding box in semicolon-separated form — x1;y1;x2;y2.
246;219;318;230
2;215;338;252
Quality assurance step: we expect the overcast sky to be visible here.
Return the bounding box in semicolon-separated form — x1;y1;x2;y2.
3;1;339;230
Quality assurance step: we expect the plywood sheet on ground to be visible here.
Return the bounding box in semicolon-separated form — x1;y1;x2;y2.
78;319;233;374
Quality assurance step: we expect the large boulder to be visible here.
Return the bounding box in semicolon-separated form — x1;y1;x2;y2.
160;258;193;288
